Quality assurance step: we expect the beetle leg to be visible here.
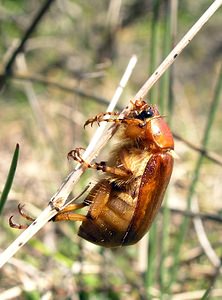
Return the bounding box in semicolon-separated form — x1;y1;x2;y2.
67;147;86;165
9;204;35;229
68;148;132;177
92;162;132;177
10;197;89;229
130;99;149;112
53;203;86;213
9;216;29;229
17;203;35;221
52;213;87;222
84;111;120;128
84;99;150;128
84;114;147;128
52;203;87;222
9;203;88;229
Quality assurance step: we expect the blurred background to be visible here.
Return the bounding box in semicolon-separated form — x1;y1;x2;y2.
0;0;222;299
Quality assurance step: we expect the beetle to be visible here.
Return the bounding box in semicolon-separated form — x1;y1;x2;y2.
10;99;174;247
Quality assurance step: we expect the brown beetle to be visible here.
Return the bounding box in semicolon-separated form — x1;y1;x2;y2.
10;100;174;247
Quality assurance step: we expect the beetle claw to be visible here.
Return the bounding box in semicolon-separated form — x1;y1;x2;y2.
9;203;35;230
17;204;35;221
9;215;29;229
67;147;86;164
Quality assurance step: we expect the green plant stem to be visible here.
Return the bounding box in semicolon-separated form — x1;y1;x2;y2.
159;0;171;112
0;144;19;214
149;0;161;103
159;1;175;296
146;222;157;297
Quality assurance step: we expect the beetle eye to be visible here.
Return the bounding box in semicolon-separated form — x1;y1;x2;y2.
137;108;154;120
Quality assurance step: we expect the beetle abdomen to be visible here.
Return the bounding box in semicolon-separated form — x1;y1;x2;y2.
78;183;136;247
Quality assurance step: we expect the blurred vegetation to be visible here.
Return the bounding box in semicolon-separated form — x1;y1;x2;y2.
0;0;222;299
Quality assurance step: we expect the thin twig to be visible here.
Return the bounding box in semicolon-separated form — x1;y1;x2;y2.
167;207;222;224
201;261;222;299
173;133;222;167
7;71;116;109
191;197;221;268
171;288;222;300
3;0;55;78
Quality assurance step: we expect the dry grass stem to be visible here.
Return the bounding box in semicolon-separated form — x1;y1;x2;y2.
171;288;222;300
173;133;222;167
192;197;221;267
133;0;222;101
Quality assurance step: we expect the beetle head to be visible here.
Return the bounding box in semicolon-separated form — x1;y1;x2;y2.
124;101;174;150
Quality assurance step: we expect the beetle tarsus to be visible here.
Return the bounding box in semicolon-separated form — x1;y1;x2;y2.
84;111;121;128
17;203;35;221
67;148;131;177
67;147;90;168
52;203;88;223
9;204;35;230
9;215;29;229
